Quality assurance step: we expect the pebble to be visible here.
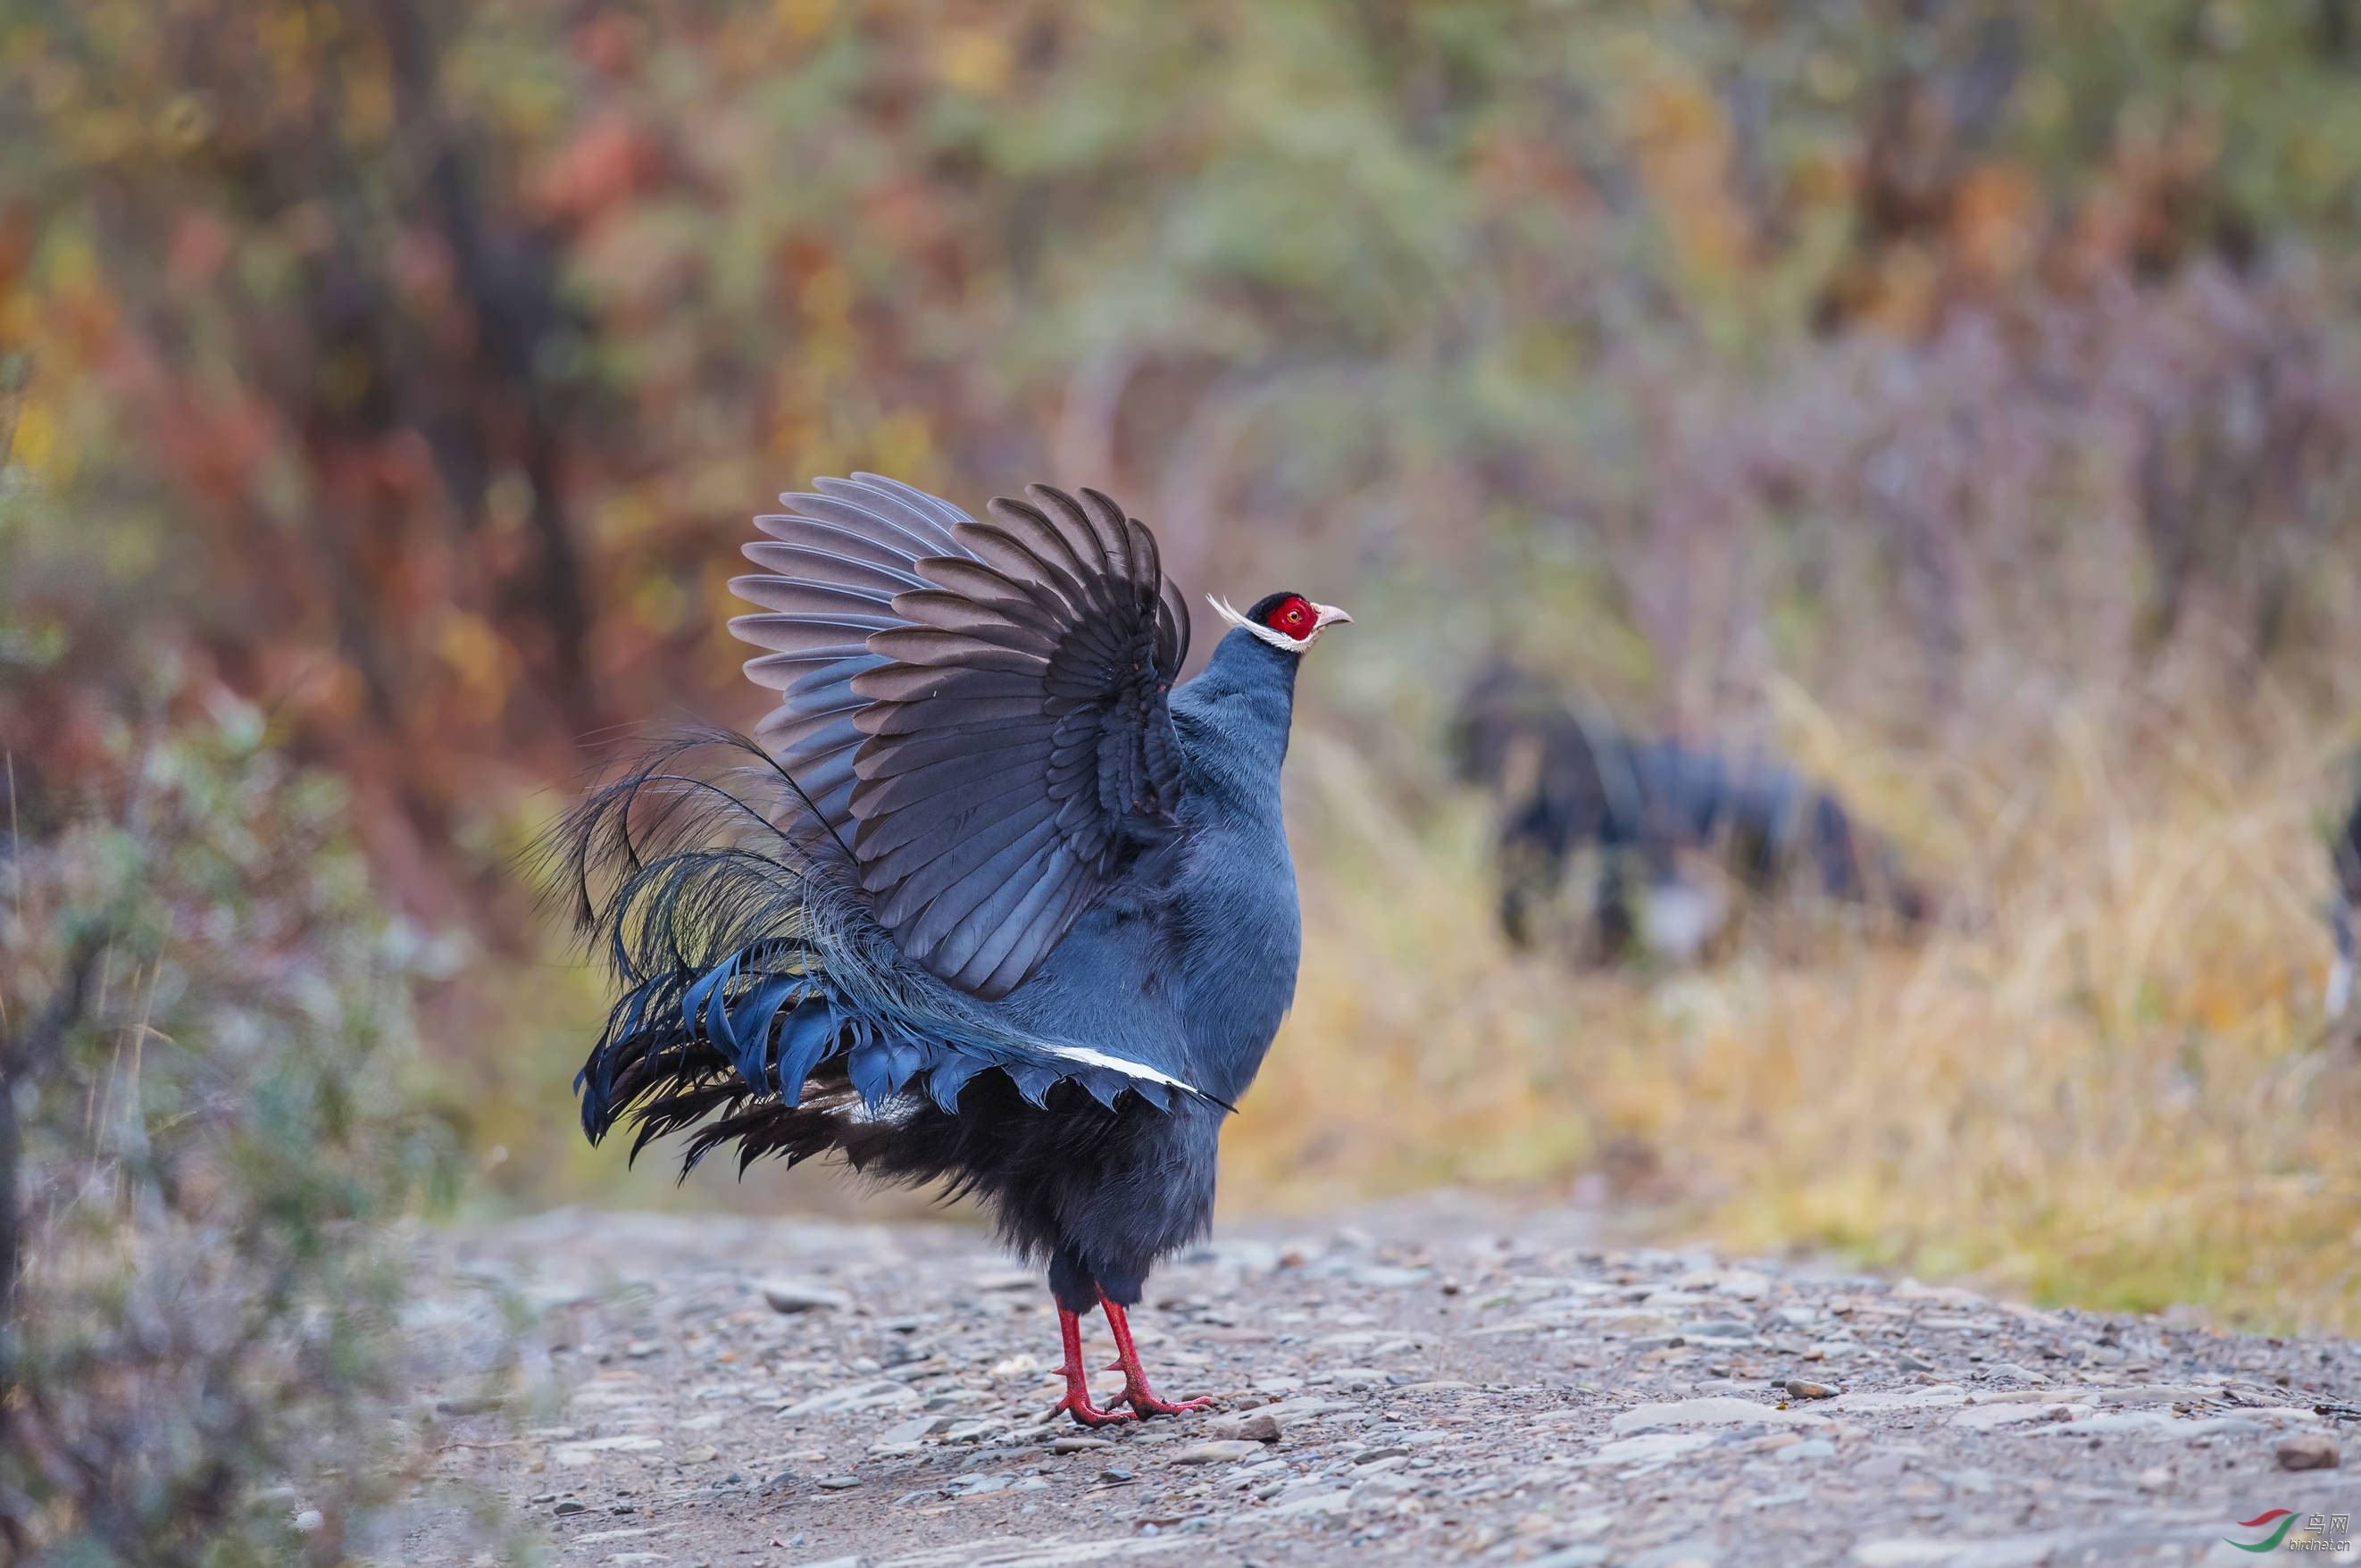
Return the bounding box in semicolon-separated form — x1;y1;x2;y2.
680;1443;721;1463
1782;1379;1838;1400
1206;1411;1282;1443
762;1278;852;1314
814;1475;861;1490
2277;1433;2342;1471
1979;1362;2048;1383
874;1414;956;1447
1611;1396;1827;1433
1172;1440;1268;1464
552;1501;585;1516
1530;1550;1609;1568
1051;1436;1114;1454
1771;1439;1837;1463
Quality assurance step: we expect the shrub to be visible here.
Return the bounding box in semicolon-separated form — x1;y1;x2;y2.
1;474;461;1563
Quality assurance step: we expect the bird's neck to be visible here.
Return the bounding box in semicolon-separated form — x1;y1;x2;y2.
1176;630;1301;780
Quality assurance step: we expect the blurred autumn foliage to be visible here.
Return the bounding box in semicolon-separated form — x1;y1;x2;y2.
7;0;2361;1317
10;0;2361;895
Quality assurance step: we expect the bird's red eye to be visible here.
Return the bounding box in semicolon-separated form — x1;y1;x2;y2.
1264;596;1315;635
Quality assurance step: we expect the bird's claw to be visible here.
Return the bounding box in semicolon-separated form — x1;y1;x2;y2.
1050;1389;1136;1428
1120;1388;1214;1419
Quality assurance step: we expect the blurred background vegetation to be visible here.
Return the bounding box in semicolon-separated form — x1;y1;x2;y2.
5;0;2361;1543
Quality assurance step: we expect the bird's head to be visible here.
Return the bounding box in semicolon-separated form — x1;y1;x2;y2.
1209;591;1353;655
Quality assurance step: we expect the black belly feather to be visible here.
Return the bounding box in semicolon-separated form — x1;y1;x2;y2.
586;1013;1214;1311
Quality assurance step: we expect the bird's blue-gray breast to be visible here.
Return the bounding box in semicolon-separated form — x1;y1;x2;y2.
985;624;1304;1108
1168;627;1306;1104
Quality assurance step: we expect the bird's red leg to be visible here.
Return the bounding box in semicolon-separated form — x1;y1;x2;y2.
1047;1305;1133;1428
1098;1289;1214;1418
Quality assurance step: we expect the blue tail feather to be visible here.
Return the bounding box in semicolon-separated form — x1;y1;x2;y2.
772;1001;837;1105
538;729;1216;1174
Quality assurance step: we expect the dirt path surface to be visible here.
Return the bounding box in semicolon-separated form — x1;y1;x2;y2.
399;1197;2359;1567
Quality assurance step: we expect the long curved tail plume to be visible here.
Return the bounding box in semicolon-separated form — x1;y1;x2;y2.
535;729;1215;1176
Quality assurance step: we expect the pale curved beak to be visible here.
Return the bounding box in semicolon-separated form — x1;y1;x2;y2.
1313;603;1354;631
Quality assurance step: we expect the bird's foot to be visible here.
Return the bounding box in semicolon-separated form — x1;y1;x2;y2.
1097;1289;1212;1420
1049;1386;1137;1428
1049;1304;1136;1427
1111;1371;1214;1420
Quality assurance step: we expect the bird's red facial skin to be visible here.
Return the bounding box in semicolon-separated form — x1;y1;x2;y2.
1261;596;1318;638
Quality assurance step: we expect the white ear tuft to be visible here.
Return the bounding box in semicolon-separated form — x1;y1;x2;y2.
1206;594;1308;652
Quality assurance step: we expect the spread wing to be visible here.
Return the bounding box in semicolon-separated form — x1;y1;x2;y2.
728;474;1192;999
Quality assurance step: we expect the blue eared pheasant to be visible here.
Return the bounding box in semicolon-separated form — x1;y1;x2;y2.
556;474;1347;1424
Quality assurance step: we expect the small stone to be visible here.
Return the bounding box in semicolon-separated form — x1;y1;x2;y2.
625;1339;663;1359
1097;1467;1136;1485
1771;1439;1837;1463
1172;1440;1266;1465
1782;1379;1837;1400
679;1444;721;1464
815;1474;863;1489
1981;1362;2048;1383
2277;1433;2341;1472
1052;1436;1114;1454
1854;1542;1961;1567
1896;1353;1935;1372
1680;1319;1756;1342
761;1278;852;1314
527;1493;556;1504
1529;1550;1609;1568
875;1414;956;1447
552;1501;586;1516
2135;1466;2172;1491
292;1510;323;1533
1206;1412;1282;1443
1611;1396;1828;1434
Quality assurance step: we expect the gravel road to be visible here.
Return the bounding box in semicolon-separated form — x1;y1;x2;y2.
394;1197;2359;1567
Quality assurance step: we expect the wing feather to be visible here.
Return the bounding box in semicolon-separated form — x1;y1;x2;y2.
726;477;1192;998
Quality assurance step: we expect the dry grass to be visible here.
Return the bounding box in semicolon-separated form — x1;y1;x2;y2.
1225;650;2361;1336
